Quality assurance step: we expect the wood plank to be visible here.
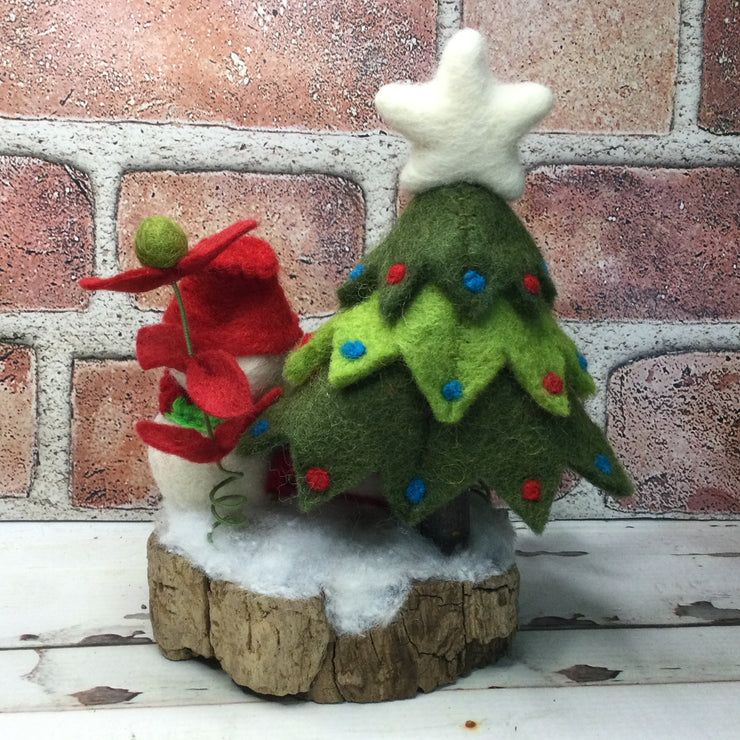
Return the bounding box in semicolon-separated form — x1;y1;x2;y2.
0;643;253;713
516;520;740;628
1;625;739;713
0;522;152;649
2;520;739;648
1;682;738;739
456;623;740;690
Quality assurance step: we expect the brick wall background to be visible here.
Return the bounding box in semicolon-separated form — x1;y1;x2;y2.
0;0;738;522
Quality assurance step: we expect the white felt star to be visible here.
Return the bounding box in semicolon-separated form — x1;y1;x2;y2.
375;28;553;201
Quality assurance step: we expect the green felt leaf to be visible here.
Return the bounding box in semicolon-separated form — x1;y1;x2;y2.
560;398;633;498
337;259;380;308
284;286;593;425
504;309;570;417
238;365;631;533
505;270;557;319
283;321;334;385
394;287;506;423
164;396;222;433
337;183;557;324
266;364;429;513
560;332;596;397
414;369;566;531
327;294;399;388
414;369;631;532
356;287;586;422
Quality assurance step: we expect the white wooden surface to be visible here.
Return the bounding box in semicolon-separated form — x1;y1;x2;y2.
1;520;739;738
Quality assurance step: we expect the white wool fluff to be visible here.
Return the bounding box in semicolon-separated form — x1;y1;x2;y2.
155;494;516;634
374;28;552;201
147;422;270;511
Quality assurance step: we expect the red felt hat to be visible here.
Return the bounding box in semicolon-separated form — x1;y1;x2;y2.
137;234;302;372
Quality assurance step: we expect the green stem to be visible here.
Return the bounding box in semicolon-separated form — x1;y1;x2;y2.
170;280;247;534
201;406;242;478
171;282;194;358
217;459;243;477
172;280;222;448
201;411;216;439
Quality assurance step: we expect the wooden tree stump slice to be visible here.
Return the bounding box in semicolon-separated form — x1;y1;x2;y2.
147;532;519;703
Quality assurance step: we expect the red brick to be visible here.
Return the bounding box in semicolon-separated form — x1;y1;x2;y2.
607;352;740;514
514;166;740;320
0;0;435;131
0;157;93;311
71;359;159;508
0;344;35;497
699;0;740;133
117;172;365;315
463;0;678;133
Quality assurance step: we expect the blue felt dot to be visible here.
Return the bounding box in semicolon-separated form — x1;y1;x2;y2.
441;379;463;401
541;258;550;276
340;340;367;360
463;270;486;293
251;419;270;437
349;264;364;279
405;477;426;504
594;454;612;475
577;354;588;371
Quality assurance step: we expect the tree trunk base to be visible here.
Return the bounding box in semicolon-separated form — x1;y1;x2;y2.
147;532;519;703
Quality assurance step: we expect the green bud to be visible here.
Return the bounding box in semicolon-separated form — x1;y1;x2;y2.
134;216;189;269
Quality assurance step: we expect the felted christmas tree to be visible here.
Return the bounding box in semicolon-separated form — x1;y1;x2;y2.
238;29;633;545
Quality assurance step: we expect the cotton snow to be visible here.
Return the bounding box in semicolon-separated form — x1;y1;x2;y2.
155;494;515;635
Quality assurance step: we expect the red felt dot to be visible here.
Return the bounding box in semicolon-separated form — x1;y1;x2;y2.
305;467;331;492
543;372;564;395
522;479;541;501
523;273;540;294
299;332;313;347
386;263;407;284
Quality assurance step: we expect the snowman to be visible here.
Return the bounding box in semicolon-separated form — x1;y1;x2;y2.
81;217;303;516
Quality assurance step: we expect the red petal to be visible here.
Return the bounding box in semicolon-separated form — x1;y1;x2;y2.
175;220;258;276
185;350;253;418
212;415;252;451
136;420;227;463
158;370;186;414
79;219;258;294
136;324;190;372
79;266;172;293
250;385;283;418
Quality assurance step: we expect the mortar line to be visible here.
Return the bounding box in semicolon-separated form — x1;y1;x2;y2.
672;0;706;132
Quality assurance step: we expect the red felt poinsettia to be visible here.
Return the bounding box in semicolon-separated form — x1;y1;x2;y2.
79;219;258;293
137;386;282;464
135;234;302;373
80;219;266;424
